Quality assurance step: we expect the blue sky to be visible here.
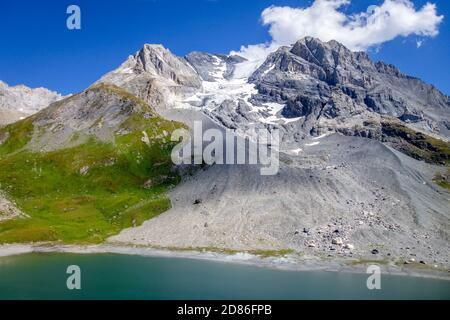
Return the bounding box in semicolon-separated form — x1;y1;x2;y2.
0;0;449;95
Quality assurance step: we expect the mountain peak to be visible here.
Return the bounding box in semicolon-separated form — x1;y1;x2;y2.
248;35;450;139
291;37;353;59
294;37;352;50
95;43;202;111
141;43;169;53
0;80;64;125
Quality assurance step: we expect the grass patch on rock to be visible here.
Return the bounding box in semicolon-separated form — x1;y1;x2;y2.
346;258;390;266
159;246;296;258
433;168;450;191
380;118;450;165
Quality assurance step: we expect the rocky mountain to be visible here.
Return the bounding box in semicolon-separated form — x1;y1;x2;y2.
96;44;202;111
3;38;446;159
96;38;449;152
250;37;450;140
107;38;449;267
0;81;64;125
177;38;450;144
1;38;449;270
0;82;185;243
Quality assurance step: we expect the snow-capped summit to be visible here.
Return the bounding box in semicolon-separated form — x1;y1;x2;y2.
94;38;450;141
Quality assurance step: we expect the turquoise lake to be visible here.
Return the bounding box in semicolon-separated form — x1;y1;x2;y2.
0;253;449;299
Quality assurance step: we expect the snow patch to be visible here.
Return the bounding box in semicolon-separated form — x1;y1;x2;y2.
312;133;331;140
288;148;303;155
283;116;303;124
224;252;255;261
119;67;134;74
141;131;150;146
174;57;304;127
258;102;285;125
179;56;259;113
232;59;262;79
261;64;275;77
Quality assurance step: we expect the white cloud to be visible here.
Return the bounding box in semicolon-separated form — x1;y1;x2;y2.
231;0;443;63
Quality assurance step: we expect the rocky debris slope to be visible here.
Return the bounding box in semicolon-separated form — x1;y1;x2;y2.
0;80;64;125
105;40;449;268
111;125;450;268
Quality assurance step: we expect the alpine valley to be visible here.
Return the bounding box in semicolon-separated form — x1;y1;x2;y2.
0;37;449;274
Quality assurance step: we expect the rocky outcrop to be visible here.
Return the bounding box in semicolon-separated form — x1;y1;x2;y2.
0;192;26;221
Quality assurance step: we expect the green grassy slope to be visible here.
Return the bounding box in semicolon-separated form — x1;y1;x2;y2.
0;117;34;155
0;91;185;244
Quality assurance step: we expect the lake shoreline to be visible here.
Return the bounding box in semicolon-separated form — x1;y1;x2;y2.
1;243;449;281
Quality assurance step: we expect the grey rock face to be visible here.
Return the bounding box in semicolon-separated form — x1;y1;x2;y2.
97;44;202;111
249;37;450;139
0;108;26;127
110;122;450;268
134;44;202;87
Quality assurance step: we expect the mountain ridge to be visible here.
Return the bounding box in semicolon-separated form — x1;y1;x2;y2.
85;38;450;144
0;37;449;270
0;80;65;125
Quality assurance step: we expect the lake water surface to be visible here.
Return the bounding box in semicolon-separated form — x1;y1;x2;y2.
0;253;449;299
